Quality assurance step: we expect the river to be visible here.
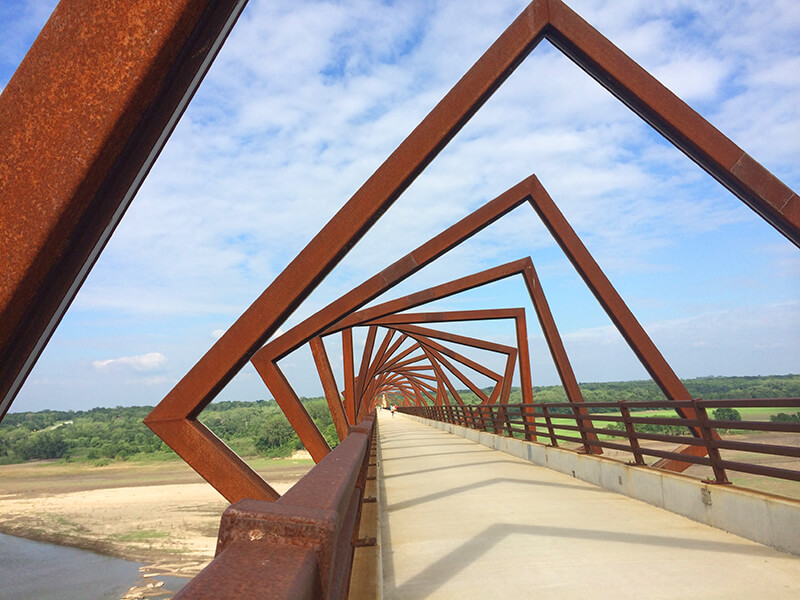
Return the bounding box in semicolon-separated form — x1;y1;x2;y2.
0;533;188;599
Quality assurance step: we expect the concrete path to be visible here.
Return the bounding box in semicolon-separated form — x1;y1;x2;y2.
377;410;800;599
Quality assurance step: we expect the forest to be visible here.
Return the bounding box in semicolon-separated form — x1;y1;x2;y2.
0;374;797;465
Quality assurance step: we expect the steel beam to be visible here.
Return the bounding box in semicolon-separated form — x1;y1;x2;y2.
0;0;248;419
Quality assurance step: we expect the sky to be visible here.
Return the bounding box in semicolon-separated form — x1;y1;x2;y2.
2;0;799;413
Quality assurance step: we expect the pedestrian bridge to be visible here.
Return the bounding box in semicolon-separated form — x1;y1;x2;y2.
377;411;799;599
176;408;800;599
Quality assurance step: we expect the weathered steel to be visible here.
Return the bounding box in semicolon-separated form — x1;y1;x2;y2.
365;308;533;406
403;398;800;484
544;0;799;245
255;359;332;464
391;324;517;405
0;0;248;420
177;413;376;599
142;0;796;500
342;328;357;425
309;337;349;442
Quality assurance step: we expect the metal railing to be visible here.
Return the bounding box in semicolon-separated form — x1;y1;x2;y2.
399;399;800;485
175;412;377;600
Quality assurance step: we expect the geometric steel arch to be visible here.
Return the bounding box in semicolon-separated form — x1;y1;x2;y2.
149;175;691;502
143;0;798;504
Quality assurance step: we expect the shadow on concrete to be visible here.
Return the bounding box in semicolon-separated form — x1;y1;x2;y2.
380;448;493;463
385;521;782;598
387;475;603;511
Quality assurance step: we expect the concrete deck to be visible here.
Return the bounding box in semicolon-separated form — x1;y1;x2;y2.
378;411;800;599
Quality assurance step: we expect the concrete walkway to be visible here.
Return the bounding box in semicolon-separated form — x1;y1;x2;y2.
377;411;800;599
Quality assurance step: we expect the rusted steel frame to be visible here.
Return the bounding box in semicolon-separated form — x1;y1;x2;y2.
418;346;465;406
309;337;349;443
526;179;711;468
250;200;534;448
323;258;530;337
365;307;533;406
392;323;517;405
377;369;438;405
541;406;558;446
394;325;509;383
0;0;249;420
618;401;644;465
257;360;331;463
359;328;396;399
341;329;357;425
372;330;408;373
382;368;437;383
353;326;379;417
360;335;418;408
402;372;440;398
412;386;426;407
145;417;282;503
375;346;429;372
692;399;730;484
148;3;547;426
418;345;464;406
366;322;497;400
151;0;783;490
415;343;490;405
355;328;396;418
336;258;586;427
397;330;501;402
148;141;534;505
544;0;798;246
384;376;427;408
399;330;503;403
244;189;533;488
246;0;796;483
360;322;494;405
399;374;438;406
520;261;598;452
180;414;376;600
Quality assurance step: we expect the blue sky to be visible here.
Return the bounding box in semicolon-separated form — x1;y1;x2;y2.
3;0;799;412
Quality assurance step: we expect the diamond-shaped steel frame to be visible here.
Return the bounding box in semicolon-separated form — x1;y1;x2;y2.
144;1;799;503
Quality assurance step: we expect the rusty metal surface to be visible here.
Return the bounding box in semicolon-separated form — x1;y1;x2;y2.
545;0;799;245
0;0;248;420
403;398;800;484
179;412;376;600
310;337;349;442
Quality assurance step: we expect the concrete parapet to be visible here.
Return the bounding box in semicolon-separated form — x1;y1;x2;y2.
402;414;800;556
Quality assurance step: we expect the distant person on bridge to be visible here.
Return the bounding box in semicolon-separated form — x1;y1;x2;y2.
391;405;397;417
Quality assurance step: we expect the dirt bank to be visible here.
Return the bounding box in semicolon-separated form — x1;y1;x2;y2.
0;457;312;580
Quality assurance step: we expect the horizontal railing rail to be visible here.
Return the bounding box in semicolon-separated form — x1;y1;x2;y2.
399;399;800;486
175;411;377;600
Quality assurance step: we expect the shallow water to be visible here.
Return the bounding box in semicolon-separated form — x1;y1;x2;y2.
0;533;187;599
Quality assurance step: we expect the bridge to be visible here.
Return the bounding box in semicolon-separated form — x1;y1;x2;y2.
378;412;799;599
1;1;799;599
166;402;800;598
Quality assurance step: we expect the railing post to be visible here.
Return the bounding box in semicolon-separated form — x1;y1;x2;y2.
521;404;532;441
693;398;730;484
500;405;512;437
619;400;645;466
542;405;558;447
521;402;538;442
490;406;501;434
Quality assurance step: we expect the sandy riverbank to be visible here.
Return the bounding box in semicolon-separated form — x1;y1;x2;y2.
0;456;312;596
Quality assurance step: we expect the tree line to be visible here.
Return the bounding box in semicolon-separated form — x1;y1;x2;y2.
0;374;797;465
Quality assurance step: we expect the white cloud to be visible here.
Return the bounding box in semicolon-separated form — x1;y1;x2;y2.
92;353;167;372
